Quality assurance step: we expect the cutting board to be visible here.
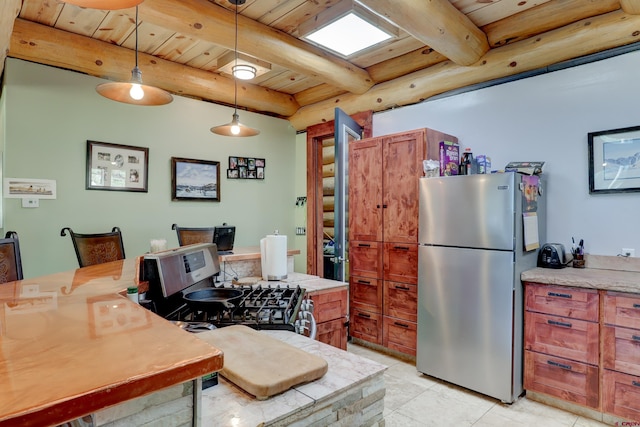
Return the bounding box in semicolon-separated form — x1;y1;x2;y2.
197;325;328;400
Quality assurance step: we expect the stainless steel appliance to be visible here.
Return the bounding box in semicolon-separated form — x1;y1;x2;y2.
417;173;546;403
141;243;316;338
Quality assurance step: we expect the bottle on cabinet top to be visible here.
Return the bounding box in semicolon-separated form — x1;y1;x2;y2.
460;148;474;175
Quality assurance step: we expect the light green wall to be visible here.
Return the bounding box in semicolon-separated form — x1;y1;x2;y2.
293;132;307;273
2;58;301;278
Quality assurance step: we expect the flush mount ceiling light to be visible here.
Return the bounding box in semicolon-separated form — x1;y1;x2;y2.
299;0;398;57
61;0;144;10
210;0;260;137
217;52;271;80
95;6;173;106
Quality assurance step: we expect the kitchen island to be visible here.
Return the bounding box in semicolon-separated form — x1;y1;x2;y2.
0;258;223;427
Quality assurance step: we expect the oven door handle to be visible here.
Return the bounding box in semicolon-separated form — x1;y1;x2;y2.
308;313;317;340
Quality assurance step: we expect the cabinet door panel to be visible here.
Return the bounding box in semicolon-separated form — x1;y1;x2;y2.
316;318;347;350
351;308;382;345
524;350;599;409
384;281;417;322
382;131;424;244
384;243;418;284
349;241;383;279
602;369;640;421
310;288;347;324
349;276;382;311
604;292;640;329
524;311;599;365
349;138;382;242
525;283;599;321
603;325;640;376
383;316;416;356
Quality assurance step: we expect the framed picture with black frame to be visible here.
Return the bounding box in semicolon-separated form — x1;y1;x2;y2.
86;140;149;192
171;157;221;201
588;125;640;194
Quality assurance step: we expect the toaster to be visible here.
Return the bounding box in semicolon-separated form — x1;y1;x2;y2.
537;243;568;269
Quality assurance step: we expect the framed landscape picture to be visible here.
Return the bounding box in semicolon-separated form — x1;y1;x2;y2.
86;140;148;192
588;125;640;194
171;157;221;201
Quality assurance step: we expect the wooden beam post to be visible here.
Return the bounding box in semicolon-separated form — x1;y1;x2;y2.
0;0;21;77
9;19;299;117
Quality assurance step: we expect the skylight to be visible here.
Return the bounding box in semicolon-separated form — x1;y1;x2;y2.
304;12;394;57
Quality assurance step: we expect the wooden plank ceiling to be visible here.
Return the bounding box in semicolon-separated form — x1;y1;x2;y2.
2;0;640;131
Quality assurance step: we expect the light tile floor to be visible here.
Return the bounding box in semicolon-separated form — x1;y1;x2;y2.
347;343;611;427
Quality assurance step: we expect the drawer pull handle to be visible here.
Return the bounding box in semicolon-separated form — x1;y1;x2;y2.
633;335;640;342
383;204;388;208
394;322;409;328
633;381;640;388
395;285;411;291
393;246;409;250
634;303;640;309
357;280;372;285
357;243;371;247
547;319;572;328
357;313;371;319
547;292;572;299
547;360;572;370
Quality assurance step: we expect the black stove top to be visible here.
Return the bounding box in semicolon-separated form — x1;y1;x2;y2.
146;283;305;333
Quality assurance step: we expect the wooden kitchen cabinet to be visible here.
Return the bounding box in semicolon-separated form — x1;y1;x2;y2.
348;128;457;356
307;287;348;350
523;282;600;409
602;291;640;420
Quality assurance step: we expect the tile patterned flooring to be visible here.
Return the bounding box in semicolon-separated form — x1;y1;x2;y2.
347;343;611;427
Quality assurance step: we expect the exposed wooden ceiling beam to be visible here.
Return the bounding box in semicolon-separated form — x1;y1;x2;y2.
139;0;373;95
359;0;489;66
484;0;620;47
288;9;640;130
9;19;299;117
0;0;21;77
620;0;640;14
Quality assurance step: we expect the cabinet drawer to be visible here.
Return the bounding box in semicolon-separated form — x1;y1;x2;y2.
383;242;418;284
349;276;382;311
602;369;640;421
310;288;347;324
524;350;599;409
351;308;382;345
603;325;640;376
525;283;599;321
525;311;599;365
316;318;347;350
349;241;383;279
383;281;417;322
383;316;416;356
604;292;640;329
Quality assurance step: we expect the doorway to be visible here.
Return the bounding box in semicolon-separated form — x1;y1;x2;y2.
305;110;372;279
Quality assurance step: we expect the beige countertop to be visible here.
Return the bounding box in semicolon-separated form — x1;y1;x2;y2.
521;254;640;293
223;271;348;292
219;246;300;262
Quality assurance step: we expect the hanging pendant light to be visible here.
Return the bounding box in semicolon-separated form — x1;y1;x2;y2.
211;0;260;137
61;0;143;10
96;6;173;106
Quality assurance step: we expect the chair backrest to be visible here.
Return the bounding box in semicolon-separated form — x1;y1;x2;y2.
60;227;125;268
0;231;23;283
171;223;215;246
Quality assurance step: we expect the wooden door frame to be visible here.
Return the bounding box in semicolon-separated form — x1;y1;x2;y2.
305;110;373;276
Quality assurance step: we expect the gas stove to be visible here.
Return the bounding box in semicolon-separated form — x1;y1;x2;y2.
141;244;316;337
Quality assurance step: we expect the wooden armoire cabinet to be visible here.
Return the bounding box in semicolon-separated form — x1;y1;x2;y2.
348;128;458;356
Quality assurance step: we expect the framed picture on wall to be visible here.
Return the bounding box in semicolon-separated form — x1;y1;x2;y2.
171;157;221;201
86;140;149;192
588;125;640;194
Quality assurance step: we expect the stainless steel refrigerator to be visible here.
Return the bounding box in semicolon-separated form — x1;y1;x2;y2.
417;172;546;403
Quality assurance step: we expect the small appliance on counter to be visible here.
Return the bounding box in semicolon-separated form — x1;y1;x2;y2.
537;243;569;268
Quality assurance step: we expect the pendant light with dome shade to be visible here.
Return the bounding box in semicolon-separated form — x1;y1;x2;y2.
95;6;173;106
210;0;260;137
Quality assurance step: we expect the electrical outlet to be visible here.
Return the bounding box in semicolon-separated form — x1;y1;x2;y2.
622;248;635;257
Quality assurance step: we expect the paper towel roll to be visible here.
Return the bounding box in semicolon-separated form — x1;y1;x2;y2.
260;234;288;280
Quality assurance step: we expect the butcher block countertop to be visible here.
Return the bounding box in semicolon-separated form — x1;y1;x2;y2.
521;254;640;293
0;259;223;427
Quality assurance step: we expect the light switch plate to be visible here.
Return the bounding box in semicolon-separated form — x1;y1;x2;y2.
22;198;39;208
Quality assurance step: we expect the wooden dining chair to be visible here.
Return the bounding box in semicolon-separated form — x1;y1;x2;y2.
171;223;215;246
0;231;24;284
60;227;125;268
